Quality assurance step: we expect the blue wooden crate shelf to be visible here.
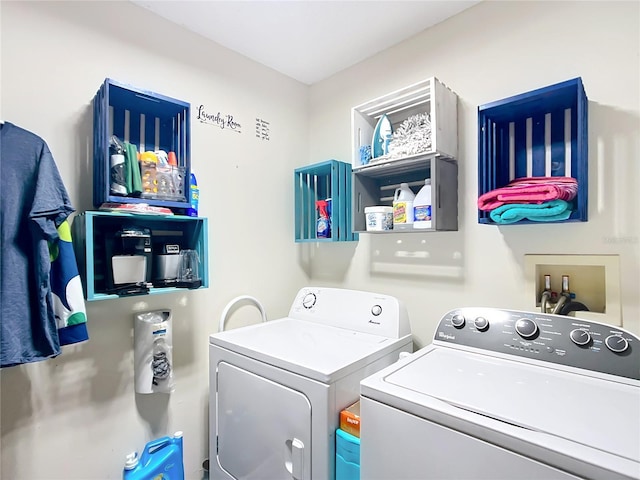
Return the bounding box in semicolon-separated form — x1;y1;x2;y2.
478;77;588;225
294;160;358;242
93;78;191;210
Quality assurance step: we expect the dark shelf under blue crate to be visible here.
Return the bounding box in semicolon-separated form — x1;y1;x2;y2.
93;78;191;210
294;160;358;242
478;77;588;225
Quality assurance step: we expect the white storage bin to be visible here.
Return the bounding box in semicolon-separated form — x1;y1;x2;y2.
365;206;393;232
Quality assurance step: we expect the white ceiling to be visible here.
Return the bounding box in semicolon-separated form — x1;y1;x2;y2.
131;1;481;85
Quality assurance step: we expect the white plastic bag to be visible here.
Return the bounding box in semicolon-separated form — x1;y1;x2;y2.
134;310;175;394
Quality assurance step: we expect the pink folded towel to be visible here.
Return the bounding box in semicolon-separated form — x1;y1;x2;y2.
478;177;578;211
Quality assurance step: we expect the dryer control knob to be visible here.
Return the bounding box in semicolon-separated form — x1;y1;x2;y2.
371;305;383;316
451;314;466;328
570;329;591;346
605;335;629;353
302;293;316;309
515;318;538;339
474;317;489;331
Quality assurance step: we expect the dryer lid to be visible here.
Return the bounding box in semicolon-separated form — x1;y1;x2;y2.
210;318;411;383
374;347;640;464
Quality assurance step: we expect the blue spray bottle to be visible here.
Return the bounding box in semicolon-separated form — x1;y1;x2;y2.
316;200;331;238
187;173;199;217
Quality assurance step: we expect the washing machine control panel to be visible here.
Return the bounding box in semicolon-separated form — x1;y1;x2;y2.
435;307;640;380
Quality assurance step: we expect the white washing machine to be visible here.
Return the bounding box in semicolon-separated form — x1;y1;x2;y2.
361;307;640;480
209;287;412;479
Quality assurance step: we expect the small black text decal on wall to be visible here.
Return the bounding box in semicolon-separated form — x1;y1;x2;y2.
256;118;270;141
197;105;242;133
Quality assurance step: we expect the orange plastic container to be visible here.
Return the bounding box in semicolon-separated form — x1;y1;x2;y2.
339;401;361;438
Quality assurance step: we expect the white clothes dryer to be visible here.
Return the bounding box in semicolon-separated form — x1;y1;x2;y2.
360;307;640;480
209;287;412;480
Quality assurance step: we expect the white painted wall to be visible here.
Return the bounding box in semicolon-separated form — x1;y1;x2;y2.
1;1;639;480
308;0;640;348
0;1;309;479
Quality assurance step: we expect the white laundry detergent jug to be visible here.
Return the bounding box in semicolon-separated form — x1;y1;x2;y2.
393;183;415;230
413;179;432;229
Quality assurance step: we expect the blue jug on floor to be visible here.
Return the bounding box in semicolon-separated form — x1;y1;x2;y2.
123;431;184;480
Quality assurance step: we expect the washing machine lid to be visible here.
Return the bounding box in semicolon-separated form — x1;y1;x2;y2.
364;346;640;464
210;318;411;383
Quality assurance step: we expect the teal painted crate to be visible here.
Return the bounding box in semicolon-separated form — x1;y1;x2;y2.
72;211;208;300
478;78;588;225
294;160;358;242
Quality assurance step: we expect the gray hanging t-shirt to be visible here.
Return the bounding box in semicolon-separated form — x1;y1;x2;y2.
1;122;75;367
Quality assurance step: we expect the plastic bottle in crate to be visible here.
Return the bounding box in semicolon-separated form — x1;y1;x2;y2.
413;179;432;229
393;182;415;230
187;173;199;217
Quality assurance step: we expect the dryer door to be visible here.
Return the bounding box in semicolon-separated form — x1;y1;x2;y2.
216;362;312;480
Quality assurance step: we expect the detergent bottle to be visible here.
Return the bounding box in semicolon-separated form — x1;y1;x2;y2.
123;431;184;480
393;183;415;230
413;179;432;229
186;173;198;217
316;200;331;238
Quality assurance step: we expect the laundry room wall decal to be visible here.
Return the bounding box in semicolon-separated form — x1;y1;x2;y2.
196;105;242;133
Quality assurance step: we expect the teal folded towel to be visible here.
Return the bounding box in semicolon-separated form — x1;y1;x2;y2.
489;200;572;224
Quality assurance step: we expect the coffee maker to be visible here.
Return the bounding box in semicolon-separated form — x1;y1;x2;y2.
105;227;153;291
153;243;181;287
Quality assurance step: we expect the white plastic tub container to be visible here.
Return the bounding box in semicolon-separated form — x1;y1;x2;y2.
365;206;393;232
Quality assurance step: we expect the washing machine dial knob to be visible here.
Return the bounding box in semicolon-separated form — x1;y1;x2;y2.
371;305;383;316
302;293;316;309
570;328;591;346
515;318;538;339
474;317;489;331
451;314;466;328
605;335;629;353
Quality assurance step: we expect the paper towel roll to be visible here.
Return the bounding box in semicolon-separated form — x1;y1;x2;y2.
134;310;174;394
